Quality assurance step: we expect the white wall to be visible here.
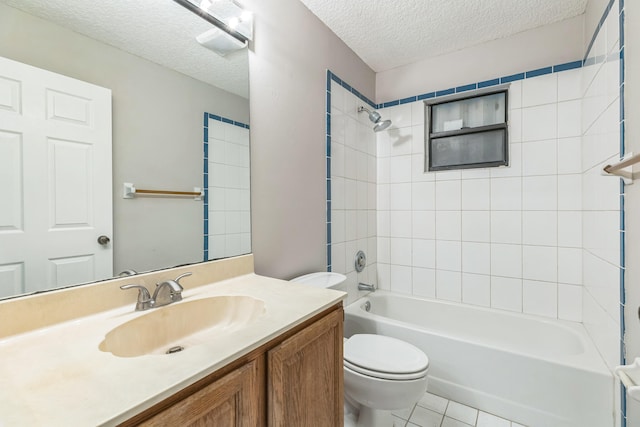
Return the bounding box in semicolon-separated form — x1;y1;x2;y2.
376;72;585;321
618;0;640;424
207;118;251;260
0;3;249;275
245;0;375;279
329;82;378;304
376;16;584;104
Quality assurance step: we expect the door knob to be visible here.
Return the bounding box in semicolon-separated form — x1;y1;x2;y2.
97;235;111;245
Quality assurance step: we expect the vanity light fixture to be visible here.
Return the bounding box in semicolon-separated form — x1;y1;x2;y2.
173;0;253;44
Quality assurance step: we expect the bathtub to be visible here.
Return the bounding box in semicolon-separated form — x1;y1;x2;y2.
343;291;613;427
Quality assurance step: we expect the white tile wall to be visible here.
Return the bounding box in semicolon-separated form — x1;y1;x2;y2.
378;70;586;321
579;0;622;371
330;82;378;303
207;118;251;259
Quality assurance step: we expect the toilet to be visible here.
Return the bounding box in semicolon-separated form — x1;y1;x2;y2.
291;272;429;427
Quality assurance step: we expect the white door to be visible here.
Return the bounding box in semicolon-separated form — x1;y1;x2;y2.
0;56;112;297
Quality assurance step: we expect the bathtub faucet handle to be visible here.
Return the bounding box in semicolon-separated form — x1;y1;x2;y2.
358;282;376;292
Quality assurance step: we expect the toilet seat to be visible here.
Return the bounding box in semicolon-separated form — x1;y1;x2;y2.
344;334;429;380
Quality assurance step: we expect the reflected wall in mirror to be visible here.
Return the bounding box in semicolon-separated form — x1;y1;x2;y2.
0;0;250;299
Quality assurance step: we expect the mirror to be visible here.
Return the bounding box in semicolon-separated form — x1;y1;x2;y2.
0;0;250;299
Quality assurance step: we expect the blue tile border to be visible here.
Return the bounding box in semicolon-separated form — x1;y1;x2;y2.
375;60;583;108
202;111;250;261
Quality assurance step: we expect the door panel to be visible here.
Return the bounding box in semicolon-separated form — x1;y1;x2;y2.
0;55;112;297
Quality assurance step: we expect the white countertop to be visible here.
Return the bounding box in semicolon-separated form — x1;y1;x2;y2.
0;273;345;426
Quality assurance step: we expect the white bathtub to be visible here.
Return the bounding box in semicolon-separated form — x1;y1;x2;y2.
343;291;613;427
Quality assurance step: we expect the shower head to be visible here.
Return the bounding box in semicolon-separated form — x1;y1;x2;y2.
358;106;392;132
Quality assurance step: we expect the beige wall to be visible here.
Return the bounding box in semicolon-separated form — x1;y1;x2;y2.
376;16;584;104
0;3;249;276
245;0;375;279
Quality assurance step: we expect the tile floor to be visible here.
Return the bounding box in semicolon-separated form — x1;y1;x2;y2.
391;392;526;427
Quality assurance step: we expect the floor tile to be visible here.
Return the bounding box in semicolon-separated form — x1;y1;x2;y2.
476;411;511;427
417;392;449;414
408;405;443;427
392;406;414;420
441;416;474;427
392;415;408;427
445;401;478;425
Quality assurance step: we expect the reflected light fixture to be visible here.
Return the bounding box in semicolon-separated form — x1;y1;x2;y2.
173;0;253;45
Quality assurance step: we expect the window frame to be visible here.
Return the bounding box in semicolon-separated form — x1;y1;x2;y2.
425;87;509;172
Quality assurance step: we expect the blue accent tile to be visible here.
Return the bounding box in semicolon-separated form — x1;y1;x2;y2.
210;113;221;121
500;73;525;83
621;121;626;155
326;158;331;180
621;48;625;84
341;80;352;91
435;88;455;97
620;0;624;14
478;78;500;88
366;99;376;109
203;159;208;173
326;135;331;157
326;179;331;200
327;244;331;269
332;74;342;85
203;112;209;127
352;88;361;99
203;142;208;158
383;100;400;108
327;201;331;223
203;188;208;203
553;60;583;72
204;219;208;235
204;127;208;143
417;92;435;100
621;85;625;120
326;113;331;135
327;223;332;245
620;10;625;47
455;83;477;93
204;238;208;252
326;74;331;91
400;96;417;104
222;117;233;124
326;91;331;112
203;174;208;188
203;250;208;262
525;66;552;78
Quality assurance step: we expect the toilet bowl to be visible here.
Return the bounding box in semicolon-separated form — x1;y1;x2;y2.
291;272;429;427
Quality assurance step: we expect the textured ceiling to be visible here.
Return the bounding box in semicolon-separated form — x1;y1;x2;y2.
299;0;588;72
1;0;249;98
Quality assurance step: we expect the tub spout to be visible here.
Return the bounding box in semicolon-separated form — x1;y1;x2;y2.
358;282;376;292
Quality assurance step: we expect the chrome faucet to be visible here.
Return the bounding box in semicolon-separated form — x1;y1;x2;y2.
120;272;192;311
358;282;376;292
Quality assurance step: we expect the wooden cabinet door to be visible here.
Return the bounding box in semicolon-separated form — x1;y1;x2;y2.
267;307;344;427
138;357;264;427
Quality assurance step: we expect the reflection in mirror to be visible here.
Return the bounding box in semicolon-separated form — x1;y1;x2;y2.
0;0;250;299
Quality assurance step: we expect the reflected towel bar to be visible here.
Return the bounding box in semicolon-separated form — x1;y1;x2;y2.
602;152;639;184
123;182;204;200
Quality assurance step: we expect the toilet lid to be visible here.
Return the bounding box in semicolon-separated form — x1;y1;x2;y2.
344;334;429;378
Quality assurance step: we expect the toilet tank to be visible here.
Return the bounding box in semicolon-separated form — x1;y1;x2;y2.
290;272;346;289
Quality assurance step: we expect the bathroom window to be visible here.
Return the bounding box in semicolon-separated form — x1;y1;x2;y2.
426;89;508;171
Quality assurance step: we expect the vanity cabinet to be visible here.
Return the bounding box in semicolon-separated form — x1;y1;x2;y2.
267;306;343;426
120;304;343;427
137;357;264;427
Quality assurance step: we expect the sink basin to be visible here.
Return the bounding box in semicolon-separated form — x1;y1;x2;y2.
99;296;265;357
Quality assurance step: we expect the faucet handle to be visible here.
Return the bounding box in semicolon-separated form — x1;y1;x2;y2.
174;272;192;287
120;284;152;311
